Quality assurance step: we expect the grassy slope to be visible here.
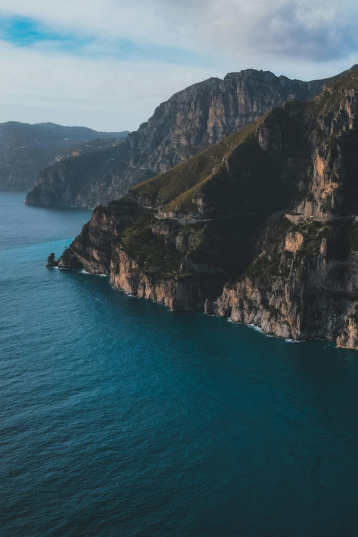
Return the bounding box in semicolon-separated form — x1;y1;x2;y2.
119;66;358;287
131;116;267;211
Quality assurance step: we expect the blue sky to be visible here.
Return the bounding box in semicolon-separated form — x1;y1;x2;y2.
0;0;357;131
0;15;207;65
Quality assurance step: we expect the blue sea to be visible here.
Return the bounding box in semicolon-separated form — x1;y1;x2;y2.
1;191;358;537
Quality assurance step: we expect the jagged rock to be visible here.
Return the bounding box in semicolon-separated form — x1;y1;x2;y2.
46;253;58;267
26;69;339;208
57;65;358;350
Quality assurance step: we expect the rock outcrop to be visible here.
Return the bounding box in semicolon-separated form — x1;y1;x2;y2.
210;69;358;350
58;65;358;350
26;69;339;208
46;253;58;267
0;121;128;191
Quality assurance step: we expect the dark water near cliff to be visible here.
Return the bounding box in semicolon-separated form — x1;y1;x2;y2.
1;191;358;537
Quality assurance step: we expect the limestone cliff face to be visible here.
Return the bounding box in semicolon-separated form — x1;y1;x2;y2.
211;219;358;349
210;71;358;350
0;121;127;191
127;69;326;170
58;65;358;350
27;69;334;208
110;249;205;311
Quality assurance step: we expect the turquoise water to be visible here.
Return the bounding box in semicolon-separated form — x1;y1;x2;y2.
1;191;358;537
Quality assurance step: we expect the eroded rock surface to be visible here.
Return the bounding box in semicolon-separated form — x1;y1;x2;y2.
59;65;358;350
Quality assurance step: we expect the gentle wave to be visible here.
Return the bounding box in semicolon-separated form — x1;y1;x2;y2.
2;191;358;537
80;269;108;277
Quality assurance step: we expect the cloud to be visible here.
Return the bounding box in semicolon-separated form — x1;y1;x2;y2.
156;0;358;64
0;41;219;131
0;1;356;130
248;0;358;61
1;0;357;62
0;1;190;49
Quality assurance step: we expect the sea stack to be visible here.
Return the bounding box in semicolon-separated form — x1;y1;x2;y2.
46;253;58;267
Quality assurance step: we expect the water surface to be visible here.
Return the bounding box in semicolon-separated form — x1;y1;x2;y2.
1;192;358;537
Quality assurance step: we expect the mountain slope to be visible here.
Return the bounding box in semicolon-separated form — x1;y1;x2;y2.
0;121;128;190
57;65;358;350
26;69;337;208
211;66;358;349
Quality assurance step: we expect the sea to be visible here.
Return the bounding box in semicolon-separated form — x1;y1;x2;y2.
1;191;358;537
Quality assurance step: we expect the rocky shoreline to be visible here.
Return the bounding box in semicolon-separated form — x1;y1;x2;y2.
56;66;358;350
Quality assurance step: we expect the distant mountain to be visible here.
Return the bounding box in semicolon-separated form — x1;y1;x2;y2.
0;122;128;190
57;65;358;350
25;69;339;208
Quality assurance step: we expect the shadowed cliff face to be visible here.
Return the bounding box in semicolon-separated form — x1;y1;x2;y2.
58;65;358;350
0;122;127;191
26;69;335;208
211;69;358;350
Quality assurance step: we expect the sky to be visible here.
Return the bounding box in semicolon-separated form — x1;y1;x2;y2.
0;0;357;132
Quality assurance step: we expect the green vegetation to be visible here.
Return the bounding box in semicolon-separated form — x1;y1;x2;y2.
120;213;182;274
115;66;358;292
239;254;280;281
295;221;329;257
161;173;212;213
131;116;266;213
308;65;358;118
295;219;353;260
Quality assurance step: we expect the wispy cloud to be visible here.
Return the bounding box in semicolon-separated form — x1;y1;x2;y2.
0;40;217;131
0;16;93;50
1;0;356;62
0;13;208;65
0;0;356;130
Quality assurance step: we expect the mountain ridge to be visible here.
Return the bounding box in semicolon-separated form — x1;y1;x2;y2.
0;121;128;191
25;68;340;208
56;64;358;350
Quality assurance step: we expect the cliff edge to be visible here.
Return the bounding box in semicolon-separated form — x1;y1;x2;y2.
58;66;358;350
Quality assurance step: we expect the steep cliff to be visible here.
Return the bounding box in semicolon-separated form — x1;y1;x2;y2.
25;141;131;208
58;65;358;350
27;69;336;208
59;103;311;306
210;68;358;350
0;121;127;191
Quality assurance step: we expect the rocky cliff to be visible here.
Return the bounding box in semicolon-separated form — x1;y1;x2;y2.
27;69;338;208
57;65;358;350
0;121;128;191
210;68;358;350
